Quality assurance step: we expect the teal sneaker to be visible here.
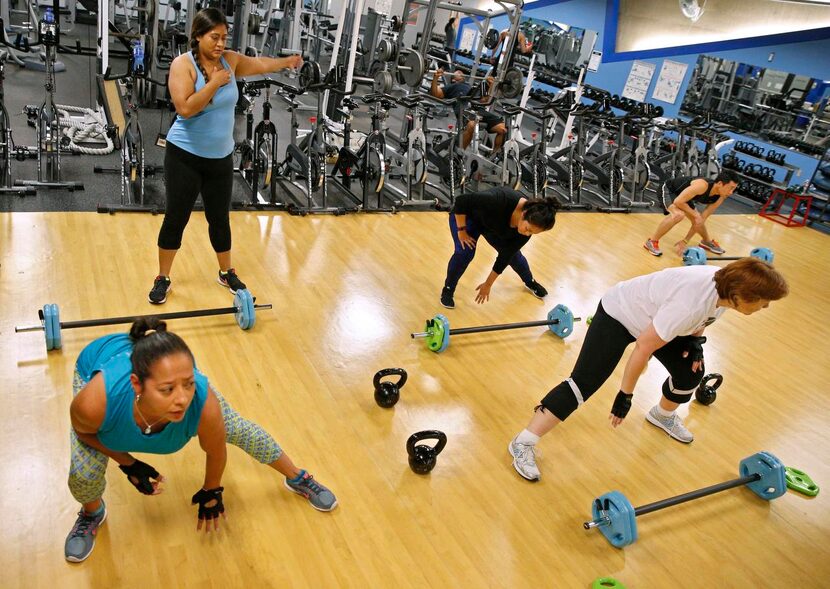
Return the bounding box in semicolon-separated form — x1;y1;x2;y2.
284;471;338;512
65;500;107;562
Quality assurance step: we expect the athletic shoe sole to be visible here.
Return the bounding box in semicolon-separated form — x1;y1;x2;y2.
645;412;694;444
283;480;338;512
508;441;540;482
148;284;172;305
65;509;108;563
699;244;725;255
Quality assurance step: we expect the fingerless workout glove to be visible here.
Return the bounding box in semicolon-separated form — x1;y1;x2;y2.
191;487;225;521
119;459;160;495
610;391;634;419
687;336;707;363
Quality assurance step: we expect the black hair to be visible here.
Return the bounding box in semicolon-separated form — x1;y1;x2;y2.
189;8;228;82
129;317;194;383
521;196;561;230
715;170;739;185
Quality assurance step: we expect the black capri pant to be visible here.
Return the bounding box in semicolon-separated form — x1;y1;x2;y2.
157;142;234;252
540;301;705;421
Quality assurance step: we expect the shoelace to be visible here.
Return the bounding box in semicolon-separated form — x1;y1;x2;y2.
70;511;98;537
515;443;538;465
298;475;324;494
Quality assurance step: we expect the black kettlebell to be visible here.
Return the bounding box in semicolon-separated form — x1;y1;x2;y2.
373;368;407;408
695;373;723;406
406;430;448;474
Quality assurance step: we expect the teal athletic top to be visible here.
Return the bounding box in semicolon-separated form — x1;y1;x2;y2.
165;52;238;159
75;334;209;454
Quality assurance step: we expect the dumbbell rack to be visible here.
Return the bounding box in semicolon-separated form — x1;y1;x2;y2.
725;143;800;208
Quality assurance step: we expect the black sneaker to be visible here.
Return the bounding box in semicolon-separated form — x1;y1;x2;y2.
217;268;247;294
525;280;548;299
148;276;172;304
440;286;455;309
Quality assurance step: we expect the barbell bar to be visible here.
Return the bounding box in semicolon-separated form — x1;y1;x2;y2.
682;246;774;266
16;289;270;352
397;51;524;98
582;451;787;548
411;304;579;353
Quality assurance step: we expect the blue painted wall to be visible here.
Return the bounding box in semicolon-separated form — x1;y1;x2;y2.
460;0;830;179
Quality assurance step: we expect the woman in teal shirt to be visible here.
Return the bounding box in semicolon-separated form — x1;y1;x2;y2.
64;318;336;563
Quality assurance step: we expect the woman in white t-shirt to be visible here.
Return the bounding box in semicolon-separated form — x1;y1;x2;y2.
507;258;788;481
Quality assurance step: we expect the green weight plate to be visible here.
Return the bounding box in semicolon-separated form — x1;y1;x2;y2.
424;319;443;352
591;490;637;548
740;451;787;500
43;304;54;351
785;466;819;497
51;304;62;350
548;304;574;338
592;578;627;589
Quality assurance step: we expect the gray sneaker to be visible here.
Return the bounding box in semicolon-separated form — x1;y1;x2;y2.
646;406;694;443
643;239;663;257
65;500;107;562
284;471;338;511
509;437;541;481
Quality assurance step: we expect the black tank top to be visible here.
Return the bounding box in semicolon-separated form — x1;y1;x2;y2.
667;176;719;205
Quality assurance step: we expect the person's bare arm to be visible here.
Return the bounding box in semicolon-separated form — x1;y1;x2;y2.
167;55;224;119
224;51;302;78
70;376;135;466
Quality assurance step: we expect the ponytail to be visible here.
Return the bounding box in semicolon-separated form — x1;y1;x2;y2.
129;317;194;383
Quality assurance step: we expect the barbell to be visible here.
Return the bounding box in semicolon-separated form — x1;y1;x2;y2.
411;304;579;353
397;51;524;99
16;289;270;352
583;451;787;548
682;246;774;266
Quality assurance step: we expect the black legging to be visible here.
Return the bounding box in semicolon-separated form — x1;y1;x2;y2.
540;301;705;421
157;142;234;252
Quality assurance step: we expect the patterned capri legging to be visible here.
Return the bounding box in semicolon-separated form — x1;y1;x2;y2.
68;370;283;504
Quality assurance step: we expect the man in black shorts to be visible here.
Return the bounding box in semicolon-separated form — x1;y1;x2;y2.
644;170;739;257
431;68;507;154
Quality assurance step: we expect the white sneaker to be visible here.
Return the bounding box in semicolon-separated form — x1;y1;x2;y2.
645;406;694;443
509;437;541;481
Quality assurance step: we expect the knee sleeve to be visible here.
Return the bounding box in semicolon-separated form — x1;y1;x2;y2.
540;378;590;421
661;376;695;404
214;389;283;464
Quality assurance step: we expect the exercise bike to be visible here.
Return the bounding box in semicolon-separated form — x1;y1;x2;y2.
0;35;36;195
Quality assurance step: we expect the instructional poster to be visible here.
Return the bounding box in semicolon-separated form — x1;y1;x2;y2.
460;27;477;53
587;50;602;72
622;60;655;102
652;59;689;104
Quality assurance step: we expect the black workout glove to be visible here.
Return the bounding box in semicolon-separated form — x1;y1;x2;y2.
610;391;634;420
686;336;707;364
119;459;160;495
191;487;225;522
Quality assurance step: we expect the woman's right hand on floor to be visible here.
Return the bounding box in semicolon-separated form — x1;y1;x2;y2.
458;229;477;249
475;282;491;304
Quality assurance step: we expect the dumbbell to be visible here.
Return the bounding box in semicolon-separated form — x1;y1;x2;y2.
682;246;774;266
411;304;580;353
16;289;268;352
583;451;788;548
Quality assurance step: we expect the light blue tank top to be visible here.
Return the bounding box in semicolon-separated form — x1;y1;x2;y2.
75;334;209;454
165;52;238;159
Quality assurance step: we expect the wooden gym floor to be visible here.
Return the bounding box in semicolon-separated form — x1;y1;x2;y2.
1;209;828;588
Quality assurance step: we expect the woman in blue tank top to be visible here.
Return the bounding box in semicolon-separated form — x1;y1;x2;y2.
149;8;302;305
63;318;337;563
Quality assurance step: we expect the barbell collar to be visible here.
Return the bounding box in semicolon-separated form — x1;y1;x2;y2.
15;303;273;332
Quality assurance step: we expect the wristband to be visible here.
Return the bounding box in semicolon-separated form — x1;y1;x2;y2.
457;226;466;232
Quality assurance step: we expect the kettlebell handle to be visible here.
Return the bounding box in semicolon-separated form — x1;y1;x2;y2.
701;373;723;390
406;430;447;456
373;367;407;390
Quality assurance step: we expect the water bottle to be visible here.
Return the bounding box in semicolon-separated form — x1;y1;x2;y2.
132;40;145;76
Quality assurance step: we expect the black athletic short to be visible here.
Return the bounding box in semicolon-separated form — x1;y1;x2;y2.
467;110;502;131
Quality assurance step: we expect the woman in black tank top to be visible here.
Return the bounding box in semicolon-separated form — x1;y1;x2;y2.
643;170;740;258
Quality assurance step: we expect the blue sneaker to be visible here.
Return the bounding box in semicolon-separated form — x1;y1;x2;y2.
284;471;338;512
65;500;107;562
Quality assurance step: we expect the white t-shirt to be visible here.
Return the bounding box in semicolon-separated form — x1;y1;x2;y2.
601;265;726;341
